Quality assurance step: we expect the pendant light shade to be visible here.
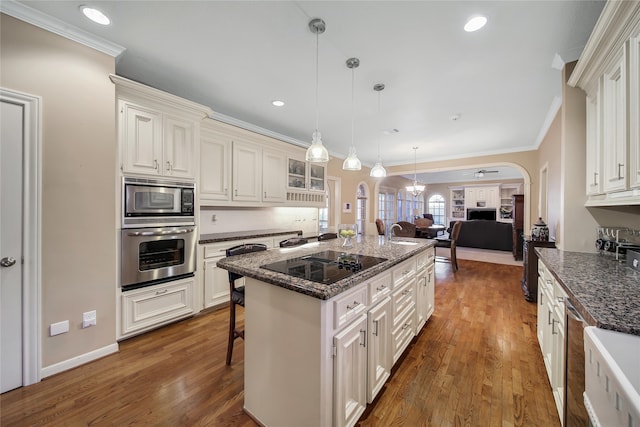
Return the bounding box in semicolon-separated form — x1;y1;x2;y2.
305;18;329;163
370;83;387;178
406;146;425;196
343;57;362;171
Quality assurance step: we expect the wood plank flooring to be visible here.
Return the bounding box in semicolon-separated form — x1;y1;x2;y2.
1;259;560;426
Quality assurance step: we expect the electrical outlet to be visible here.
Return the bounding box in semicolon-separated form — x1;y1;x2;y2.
50;320;69;336
82;310;97;328
211;214;217;222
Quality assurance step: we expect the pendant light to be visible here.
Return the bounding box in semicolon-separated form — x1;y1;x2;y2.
342;57;362;171
370;83;387;178
305;18;329;163
406;146;425;196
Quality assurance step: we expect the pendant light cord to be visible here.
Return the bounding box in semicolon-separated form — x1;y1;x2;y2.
351;66;355;149
315;29;319;133
377;90;381;159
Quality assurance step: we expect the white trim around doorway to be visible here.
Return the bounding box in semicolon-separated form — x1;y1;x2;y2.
1;87;42;386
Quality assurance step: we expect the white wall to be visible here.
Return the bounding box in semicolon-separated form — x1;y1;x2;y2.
199;207;319;237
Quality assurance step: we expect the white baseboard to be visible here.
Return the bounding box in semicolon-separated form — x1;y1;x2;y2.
41;343;119;379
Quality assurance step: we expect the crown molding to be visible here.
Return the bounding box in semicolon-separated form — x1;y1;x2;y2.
0;0;125;58
568;1;640;95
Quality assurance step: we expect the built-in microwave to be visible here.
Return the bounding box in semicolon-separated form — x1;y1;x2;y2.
122;177;195;228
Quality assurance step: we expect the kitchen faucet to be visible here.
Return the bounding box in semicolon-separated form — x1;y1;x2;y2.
389;223;402;240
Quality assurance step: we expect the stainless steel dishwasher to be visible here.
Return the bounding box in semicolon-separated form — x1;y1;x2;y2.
564;299;589;426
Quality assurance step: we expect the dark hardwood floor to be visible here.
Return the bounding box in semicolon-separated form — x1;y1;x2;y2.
1;259;559;426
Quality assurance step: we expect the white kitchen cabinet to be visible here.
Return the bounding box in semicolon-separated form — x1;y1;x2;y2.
309;163;326;192
630;30;640;189
537;260;568;424
202;241;234;309
119;101;197;179
287;156;308;190
586;92;603;195
602;47;628;193
200;125;231;202
232;139;262;202
367;296;391;404
391;258;417;363
415;247;435;331
113;75;209;181
262;147;287;203
569;2;640;205
120;276;195;339
465;186;499;209
120;102;163;176
333;314;368;427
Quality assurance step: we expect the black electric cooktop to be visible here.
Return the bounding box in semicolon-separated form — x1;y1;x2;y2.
260;250;388;285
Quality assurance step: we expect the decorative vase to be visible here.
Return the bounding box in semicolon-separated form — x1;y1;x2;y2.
531;217;549;242
338;224;357;248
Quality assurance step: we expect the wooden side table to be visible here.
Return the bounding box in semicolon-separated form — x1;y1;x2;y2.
521;238;556;302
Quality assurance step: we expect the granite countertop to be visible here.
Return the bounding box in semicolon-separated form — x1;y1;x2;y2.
199;228;303;244
217;235;436;300
536;248;640;336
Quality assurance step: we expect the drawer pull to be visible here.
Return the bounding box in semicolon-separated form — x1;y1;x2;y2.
376;285;387;292
156;289;168;295
402;270;411;276
347;301;360;310
402;289;411;296
402;322;411;330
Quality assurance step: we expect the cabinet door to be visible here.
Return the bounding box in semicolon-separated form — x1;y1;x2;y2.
334;314;367;427
425;263;435;322
287;157;307;190
203;258;231;309
486;186;499;208
367;298;391;403
309;163;326;192
586;94;603;194
602;48;628;192
200;130;231;202
415;270;427;331
262;148;286;203
630;32;640;189
121;101;163;176
163;114;195;179
232;140;262;202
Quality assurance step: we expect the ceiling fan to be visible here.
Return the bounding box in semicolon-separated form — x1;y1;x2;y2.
470;169;499;178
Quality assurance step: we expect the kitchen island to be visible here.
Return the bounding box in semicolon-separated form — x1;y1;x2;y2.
217;235;436;427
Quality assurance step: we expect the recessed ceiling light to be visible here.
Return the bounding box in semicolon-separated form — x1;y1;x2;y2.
464;16;487;32
271;100;285;107
80;6;111;25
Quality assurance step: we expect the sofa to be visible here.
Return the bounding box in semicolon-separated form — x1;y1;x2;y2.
448;220;513;251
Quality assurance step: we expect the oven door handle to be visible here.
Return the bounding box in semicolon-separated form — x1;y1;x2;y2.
126;227;195;237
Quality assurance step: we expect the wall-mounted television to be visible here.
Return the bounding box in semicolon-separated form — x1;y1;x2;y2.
467;208;497;221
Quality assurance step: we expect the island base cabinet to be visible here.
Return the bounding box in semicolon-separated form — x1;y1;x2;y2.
366;297;391;403
334;314;368;427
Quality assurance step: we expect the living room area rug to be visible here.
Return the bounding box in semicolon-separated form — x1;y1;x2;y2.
436;246;524;267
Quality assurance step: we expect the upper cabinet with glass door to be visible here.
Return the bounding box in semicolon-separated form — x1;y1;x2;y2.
569;1;640;206
309;164;326;192
287;157;307;190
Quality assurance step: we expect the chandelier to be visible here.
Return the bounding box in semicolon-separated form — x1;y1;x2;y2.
406;146;425;196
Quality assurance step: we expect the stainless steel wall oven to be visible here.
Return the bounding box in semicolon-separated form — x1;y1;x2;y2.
121;177;196;290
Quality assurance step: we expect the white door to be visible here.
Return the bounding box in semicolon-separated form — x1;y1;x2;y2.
1;100;24;393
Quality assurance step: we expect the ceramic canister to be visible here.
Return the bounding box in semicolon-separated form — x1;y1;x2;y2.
531;217;549;242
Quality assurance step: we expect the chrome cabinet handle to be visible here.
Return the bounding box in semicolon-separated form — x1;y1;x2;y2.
156;289;168;295
617;163;624;180
154;159;159;170
347;301;360;310
224;188;228;195
166;161;172;172
127;227;194;237
373;320;379;336
593;172;598;185
360;329;366;347
551;318;558;335
376;285;387;292
1;257;17;267
548;309;553;325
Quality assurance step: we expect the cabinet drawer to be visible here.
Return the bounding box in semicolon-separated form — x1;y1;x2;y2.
416;247;435;272
391;280;415;327
334;285;368;330
121;277;194;337
368;273;392;306
393;258;416;289
203;241;238;259
392;304;416;363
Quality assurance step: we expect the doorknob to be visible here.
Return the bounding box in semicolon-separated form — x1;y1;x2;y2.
1;257;17;267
